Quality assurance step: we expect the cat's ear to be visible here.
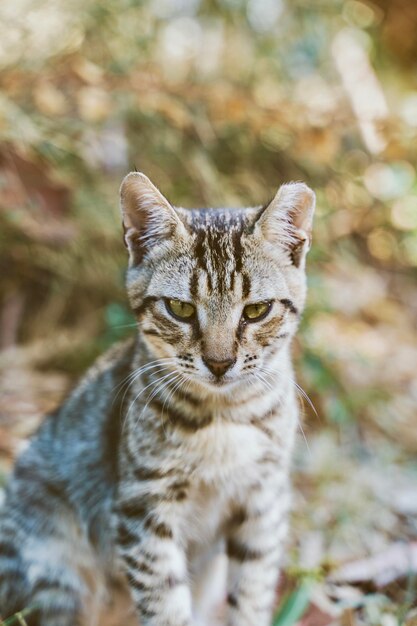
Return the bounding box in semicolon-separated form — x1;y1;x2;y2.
120;172;186;265
255;182;315;267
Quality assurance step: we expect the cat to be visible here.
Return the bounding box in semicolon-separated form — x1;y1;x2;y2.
0;171;315;626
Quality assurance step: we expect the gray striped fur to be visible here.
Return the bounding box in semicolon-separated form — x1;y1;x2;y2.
0;172;315;626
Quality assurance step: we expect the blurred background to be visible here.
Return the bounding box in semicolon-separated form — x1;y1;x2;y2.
0;0;416;624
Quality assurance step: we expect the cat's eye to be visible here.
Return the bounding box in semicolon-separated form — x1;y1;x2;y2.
243;301;272;322
166;299;196;321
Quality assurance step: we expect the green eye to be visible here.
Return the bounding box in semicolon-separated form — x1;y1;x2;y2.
166;299;196;321
243;301;271;321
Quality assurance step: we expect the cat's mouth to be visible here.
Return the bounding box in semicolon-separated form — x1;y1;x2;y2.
210;377;229;386
202;374;242;391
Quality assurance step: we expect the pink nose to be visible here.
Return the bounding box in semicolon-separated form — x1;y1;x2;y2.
202;357;236;377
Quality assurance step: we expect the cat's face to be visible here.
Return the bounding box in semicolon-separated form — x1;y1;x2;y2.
120;173;315;395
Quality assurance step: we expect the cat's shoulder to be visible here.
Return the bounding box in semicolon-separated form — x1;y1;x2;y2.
90;336;137;378
64;336;137;406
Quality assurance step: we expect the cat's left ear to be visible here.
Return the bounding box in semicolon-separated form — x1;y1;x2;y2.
119;172;187;265
255;182;315;267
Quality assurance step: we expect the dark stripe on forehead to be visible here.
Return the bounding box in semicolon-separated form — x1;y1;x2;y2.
206;229;229;293
194;230;210;274
231;228;243;292
191;315;202;341
242;273;251;298
190;209;246;296
189;267;199;301
231;228;243;273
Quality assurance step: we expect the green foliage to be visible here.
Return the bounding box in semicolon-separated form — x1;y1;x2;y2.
273;580;312;626
0;606;36;626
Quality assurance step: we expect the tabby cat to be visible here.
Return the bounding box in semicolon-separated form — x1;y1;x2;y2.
0;172;315;626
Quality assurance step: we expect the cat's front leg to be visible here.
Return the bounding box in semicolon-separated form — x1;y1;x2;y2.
226;480;290;626
116;497;192;626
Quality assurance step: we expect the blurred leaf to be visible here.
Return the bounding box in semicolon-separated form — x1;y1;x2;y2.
1;606;37;625
273;580;312;626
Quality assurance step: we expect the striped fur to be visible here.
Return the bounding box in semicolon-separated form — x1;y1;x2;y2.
0;172;315;626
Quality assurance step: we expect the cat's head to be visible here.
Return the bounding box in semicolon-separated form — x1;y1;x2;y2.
120;172;314;395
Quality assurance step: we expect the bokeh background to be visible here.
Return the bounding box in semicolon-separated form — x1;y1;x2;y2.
0;0;416;624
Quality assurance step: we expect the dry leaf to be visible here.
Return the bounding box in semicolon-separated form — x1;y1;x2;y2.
331;543;417;588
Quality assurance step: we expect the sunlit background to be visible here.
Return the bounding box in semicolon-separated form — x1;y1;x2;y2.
0;1;416;624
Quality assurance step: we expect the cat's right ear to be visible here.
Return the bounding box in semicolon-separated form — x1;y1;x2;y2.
254;182;315;268
119;172;186;265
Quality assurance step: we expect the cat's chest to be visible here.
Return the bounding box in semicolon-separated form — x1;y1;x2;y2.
177;423;273;545
177;421;272;482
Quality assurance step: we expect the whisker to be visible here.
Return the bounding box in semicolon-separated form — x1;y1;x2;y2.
159;375;186;427
165;375;185;407
118;363;176;410
161;374;194;431
257;366;313;455
292;380;319;420
256;371;274;392
297;418;312;457
256;366;278;391
114;359;178;411
134;373;182;431
258;365;319;421
112;357;178;394
253;372;273;395
124;371;178;429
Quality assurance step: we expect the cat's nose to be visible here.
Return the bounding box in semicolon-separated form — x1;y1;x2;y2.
202;357;236;377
